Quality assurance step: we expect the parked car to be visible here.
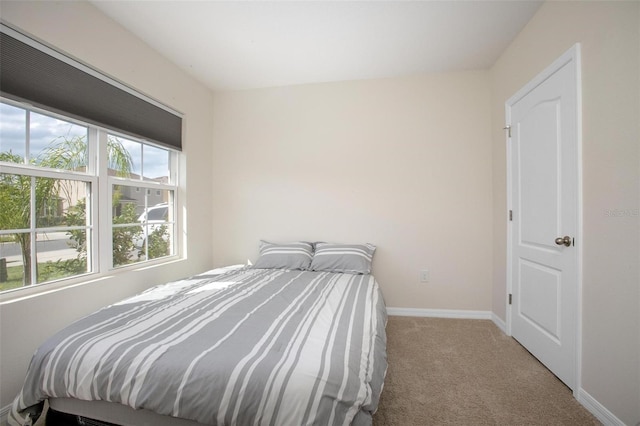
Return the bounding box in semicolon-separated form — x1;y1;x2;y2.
134;203;169;248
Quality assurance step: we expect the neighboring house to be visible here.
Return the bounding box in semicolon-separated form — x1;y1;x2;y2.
113;172;169;217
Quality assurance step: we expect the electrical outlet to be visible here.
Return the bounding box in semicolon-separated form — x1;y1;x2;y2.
420;269;430;283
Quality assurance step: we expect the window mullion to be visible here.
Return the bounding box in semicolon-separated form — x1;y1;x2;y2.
143;185;149;260
25;109;30;164
87;128;98;175
169;189;176;257
29;176;37;285
108;176;176;192
0;163;94;180
174;152;180;258
87;127;98;274
140;144;144;179
97;129;111;271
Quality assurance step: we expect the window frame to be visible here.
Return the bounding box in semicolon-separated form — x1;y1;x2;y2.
106;142;179;269
0;98;181;297
0;163;97;284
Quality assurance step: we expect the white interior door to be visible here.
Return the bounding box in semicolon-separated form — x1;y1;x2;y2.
507;45;581;390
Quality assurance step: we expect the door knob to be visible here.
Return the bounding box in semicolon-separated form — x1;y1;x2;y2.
555;236;572;247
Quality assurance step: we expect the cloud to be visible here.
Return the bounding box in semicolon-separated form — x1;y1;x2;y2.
143;144;169;179
30;112;87;144
1;106;88;160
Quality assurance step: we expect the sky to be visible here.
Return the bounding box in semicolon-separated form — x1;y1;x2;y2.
0;102;169;179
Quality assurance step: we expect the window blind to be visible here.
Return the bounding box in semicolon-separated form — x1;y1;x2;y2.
0;26;182;151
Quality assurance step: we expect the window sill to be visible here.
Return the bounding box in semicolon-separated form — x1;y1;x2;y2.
0;255;185;305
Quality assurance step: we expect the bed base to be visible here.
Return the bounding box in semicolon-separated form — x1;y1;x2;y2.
47;408;118;426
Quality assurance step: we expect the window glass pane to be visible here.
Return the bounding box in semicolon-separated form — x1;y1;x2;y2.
112;185;144;267
35;178;89;228
0;102;26;160
143;144;169;182
112;225;143;267
145;223;172;260
0;173;31;231
1;175;92;291
147;189;168;213
35;177;61;227
0;232;27;291
139;190;173;261
30;111;88;170
112;185;174;263
36;231;89;283
112;185;145;224
109;135;140;179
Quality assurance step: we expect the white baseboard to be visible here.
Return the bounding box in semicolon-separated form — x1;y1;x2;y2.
386;307;508;335
386;307;492;320
491;313;507;334
577;388;627;426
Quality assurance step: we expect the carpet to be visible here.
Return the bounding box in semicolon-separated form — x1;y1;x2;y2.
372;316;600;425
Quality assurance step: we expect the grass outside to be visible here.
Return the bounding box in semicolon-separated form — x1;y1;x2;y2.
0;261;87;292
0;264;25;292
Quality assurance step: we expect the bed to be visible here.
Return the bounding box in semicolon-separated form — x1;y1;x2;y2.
9;260;387;426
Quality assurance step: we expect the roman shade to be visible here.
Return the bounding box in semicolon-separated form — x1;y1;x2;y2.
0;26;182;151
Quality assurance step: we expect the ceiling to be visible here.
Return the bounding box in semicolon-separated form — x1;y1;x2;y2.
91;1;543;92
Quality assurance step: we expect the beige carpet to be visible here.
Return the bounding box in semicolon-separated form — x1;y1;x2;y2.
372;316;600;426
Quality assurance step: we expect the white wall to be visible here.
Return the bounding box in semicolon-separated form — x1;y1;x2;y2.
491;2;640;424
0;1;214;409
212;72;493;311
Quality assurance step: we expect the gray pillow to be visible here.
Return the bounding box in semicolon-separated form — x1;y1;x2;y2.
310;243;376;274
253;240;314;270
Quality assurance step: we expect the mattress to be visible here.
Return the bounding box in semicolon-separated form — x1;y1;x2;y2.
9;266;387;426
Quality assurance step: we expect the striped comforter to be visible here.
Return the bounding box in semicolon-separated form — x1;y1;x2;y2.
9;266;387;426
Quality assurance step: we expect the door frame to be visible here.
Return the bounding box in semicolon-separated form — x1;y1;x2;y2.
505;44;583;396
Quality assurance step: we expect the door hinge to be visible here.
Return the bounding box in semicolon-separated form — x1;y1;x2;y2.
509;294;512;305
503;125;512;138
509;210;513;221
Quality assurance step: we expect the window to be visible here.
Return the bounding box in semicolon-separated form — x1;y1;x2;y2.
0;26;182;295
0;100;179;293
108;134;176;266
